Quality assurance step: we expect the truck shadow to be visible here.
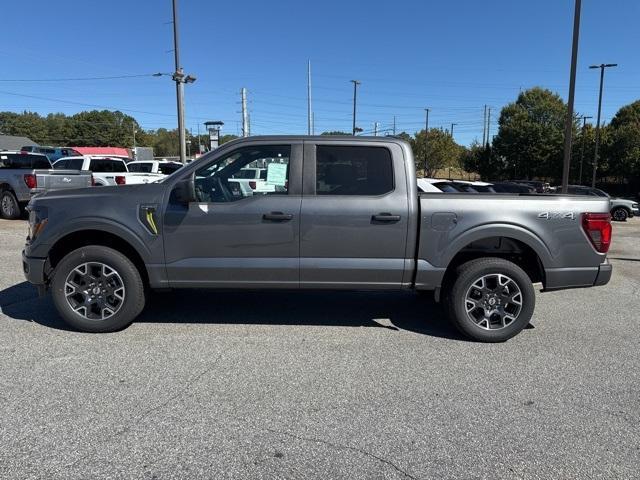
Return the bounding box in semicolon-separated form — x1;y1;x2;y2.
1;282;464;340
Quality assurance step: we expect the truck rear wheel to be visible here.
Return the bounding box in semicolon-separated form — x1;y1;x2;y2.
1;190;21;219
50;246;146;332
446;258;535;342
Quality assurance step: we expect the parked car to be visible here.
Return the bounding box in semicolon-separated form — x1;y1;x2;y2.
490;182;536;194
450;180;496;193
514;180;550;193
53;156;163;186
0;151;92;219
20;146;80;163
24;136;613;342
566;185;639;221
417;178;464;193
127;160;183;176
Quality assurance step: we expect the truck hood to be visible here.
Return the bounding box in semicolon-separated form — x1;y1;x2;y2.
30;183;166;207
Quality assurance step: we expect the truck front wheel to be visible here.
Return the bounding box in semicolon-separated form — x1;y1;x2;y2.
446;258;535;342
50;246;146;332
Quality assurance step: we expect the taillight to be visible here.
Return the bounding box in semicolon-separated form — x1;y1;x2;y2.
115;175;126;185
249;181;257;189
581;213;612;253
24;173;37;189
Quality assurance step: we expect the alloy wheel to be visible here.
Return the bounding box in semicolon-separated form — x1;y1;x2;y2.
64;262;125;320
464;273;523;330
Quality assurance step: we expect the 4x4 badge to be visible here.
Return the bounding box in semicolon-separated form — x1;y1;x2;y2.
538;212;575;220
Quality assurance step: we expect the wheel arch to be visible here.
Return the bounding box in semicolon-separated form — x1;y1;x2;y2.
47;228;150;287
437;227;550;298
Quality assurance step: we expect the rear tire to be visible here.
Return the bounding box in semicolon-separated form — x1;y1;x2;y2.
50;246;146;332
446;258;535;342
611;207;629;222
0;190;21;219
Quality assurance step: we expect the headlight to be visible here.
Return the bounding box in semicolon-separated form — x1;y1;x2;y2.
632;203;639;209
27;206;48;243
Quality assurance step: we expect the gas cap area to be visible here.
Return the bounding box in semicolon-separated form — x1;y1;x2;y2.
431;212;458;231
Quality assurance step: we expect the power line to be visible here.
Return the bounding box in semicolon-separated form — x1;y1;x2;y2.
0;73;168;82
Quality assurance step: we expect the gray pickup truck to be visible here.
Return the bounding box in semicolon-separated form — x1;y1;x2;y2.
22;136;613;341
0;151;92;219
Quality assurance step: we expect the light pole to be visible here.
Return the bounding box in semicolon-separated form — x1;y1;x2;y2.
424;108;430;176
578;115;592;185
560;0;582;194
589;63;617;187
350;80;360;135
171;0;196;164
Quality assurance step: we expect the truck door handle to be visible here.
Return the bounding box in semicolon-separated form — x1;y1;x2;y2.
263;212;293;221
372;213;401;223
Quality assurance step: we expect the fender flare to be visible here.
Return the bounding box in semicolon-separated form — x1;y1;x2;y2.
439;223;554;270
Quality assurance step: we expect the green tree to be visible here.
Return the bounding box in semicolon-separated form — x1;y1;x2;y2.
604;100;640;180
321;131;351;136
493;87;576;181
411;128;465;177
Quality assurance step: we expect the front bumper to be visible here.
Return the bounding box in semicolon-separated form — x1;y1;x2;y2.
22;250;47;286
632;208;639;217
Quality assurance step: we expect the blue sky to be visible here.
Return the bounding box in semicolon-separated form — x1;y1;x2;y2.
1;0;638;146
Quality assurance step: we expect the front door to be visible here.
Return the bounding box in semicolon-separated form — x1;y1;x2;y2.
163;142;302;288
300;141;410;288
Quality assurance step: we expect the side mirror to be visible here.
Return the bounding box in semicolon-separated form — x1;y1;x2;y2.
173;172;196;204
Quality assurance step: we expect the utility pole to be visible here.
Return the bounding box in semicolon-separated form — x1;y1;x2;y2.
561;0;582;194
350;80;360;135
424;108;430;176
307;60;312;135
486;108;491;145
393;116;396;135
171;0;195;164
450;123;457;138
374;122;379;136
482;105;487;145
312;112;315;135
590;63;617;187
241;87;249;137
578;115;592;185
197;122;201;154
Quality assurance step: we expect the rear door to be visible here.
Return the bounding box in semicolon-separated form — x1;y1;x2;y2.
300;141;410;288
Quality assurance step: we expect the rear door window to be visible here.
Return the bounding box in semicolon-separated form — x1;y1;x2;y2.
31;156;52;169
315;145;393;196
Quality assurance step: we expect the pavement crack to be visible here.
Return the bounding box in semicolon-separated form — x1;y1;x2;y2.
265;427;418;479
66;353;223;469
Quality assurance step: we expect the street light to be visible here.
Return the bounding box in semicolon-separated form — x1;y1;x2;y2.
350;80;360;135
589;63;618;187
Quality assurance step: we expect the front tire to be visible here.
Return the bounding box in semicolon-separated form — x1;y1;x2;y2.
611;207;629;222
0;190;21;219
50;246;146;332
446;258;535;342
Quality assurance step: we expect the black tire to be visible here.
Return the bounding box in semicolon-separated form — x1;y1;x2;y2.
611;207;629;222
50;246;146;332
446;257;535;342
0;190;21;220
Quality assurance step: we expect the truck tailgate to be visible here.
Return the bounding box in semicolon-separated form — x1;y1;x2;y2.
32;169;92;194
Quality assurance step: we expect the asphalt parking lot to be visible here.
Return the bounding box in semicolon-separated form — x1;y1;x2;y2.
1;218;639;479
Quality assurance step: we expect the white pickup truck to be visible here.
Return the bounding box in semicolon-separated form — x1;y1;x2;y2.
52;156;163;186
127;160;183;176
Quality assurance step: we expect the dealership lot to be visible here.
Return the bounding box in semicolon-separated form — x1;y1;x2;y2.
1;218;639;479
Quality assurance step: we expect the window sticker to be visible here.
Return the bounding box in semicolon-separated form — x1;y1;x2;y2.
266;163;287;186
